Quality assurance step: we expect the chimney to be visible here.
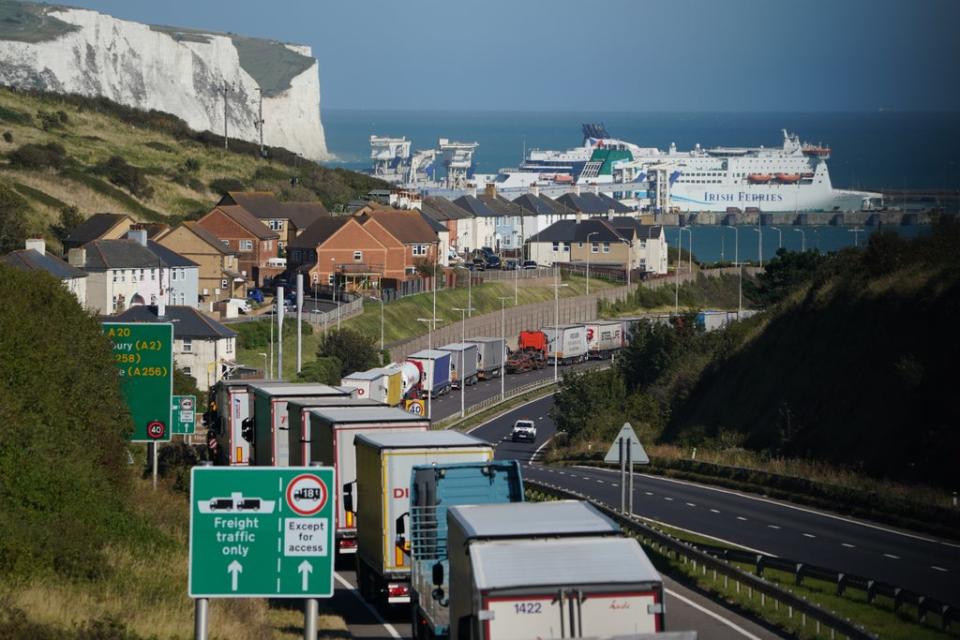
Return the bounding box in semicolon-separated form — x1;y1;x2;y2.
468;185;478;198
530;183;540;198
576;211;583;224
67;247;86;268
126;227;148;247
607;208;614;220
158;300;166;317
484;183;497;199
25;238;46;254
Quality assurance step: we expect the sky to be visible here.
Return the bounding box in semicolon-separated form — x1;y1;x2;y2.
61;0;960;112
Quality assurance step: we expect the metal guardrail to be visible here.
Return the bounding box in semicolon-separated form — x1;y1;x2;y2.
525;479;880;640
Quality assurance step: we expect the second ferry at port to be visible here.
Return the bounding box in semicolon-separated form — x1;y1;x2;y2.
369;125;882;213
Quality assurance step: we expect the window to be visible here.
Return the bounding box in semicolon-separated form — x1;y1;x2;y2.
182;366;192;376
552;242;559;252
221;240;230;247
226;339;234;354
602;242;610;253
239;239;253;251
151;269;156;281
112;271;118;283
182;339;192;353
138;269;144;281
269;219;282;231
221;279;228;289
412;244;426;256
171;269;178;282
327;273;334;285
353;251;363;262
591;242;599;254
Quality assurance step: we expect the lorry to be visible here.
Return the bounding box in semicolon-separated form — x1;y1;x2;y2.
249;383;353;467
286;396;382;466
385;361;424;400
406;350;452;398
410;461;525;640
543;324;588;365
443;501;665;640
307;407;429;556
438;343;479;389
584;320;625;359
341;368;404;405
504;331;547;374
464;337;505;380
208;378;267;465
352;431;493;608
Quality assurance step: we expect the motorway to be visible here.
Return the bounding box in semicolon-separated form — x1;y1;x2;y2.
473;395;960;609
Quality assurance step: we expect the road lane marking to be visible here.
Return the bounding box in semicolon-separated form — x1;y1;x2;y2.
665;588;764;640
803;533;816;538
737;516;748;521
596;479;605;484
334;572;402;640
686;502;697;507
768;525;781;530
932;566;948;572
664;497;674;501
645;491;654;496
710;508;720;514
842;543;856;548
637;515;775;556
884;553;900;560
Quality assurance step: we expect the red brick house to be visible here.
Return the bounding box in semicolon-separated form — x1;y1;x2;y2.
195;205;279;285
288;216;389;291
355;209;439;279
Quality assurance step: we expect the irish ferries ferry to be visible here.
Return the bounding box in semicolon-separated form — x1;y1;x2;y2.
480;125;882;213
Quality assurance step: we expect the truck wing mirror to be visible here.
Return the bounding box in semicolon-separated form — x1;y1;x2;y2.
432;561;444;586
395;512;407;536
342;482;353;513
240;417;253;443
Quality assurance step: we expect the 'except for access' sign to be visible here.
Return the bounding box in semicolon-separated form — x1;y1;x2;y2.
189;467;335;598
102;322;173;442
172;395;196;435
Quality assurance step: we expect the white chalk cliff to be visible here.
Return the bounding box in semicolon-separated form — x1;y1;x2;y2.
0;5;330;160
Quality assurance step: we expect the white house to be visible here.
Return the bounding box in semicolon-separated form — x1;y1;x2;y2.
110;305;238;390
452;195;498;253
2;238;88;305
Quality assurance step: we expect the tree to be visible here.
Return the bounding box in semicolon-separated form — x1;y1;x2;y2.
50;205;84;246
315;328;380;378
0;266;132;579
753;248;825;305
297;357;343;385
0;183;29;254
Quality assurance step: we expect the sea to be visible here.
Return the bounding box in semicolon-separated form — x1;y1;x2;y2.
321;109;956;262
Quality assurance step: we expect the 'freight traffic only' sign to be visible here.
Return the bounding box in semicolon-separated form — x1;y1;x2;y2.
189;467;335;598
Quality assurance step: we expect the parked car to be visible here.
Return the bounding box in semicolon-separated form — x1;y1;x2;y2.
522;260;538;270
503;259;518;270
247;288;264;303
485;254;502;269
471;258;487;271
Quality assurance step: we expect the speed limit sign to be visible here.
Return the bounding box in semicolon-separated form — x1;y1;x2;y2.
405;399;425;416
147;420;166;439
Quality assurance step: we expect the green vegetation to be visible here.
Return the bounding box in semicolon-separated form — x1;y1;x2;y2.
315;327;382;378
0;86;388;252
599;272;756;315
552;221;960;496
0;2;79;43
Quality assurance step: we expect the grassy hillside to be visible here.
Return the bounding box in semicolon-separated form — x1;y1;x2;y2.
0;87;386;252
666;222;959;487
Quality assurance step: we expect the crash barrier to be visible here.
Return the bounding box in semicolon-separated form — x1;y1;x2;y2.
695;542;955;631
525;479;880;640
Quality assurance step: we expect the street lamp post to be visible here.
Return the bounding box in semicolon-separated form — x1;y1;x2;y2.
259;352;268;378
551;266;569;382
724;226;741;317
379;293;385;351
678;227;692;273
498;296;511;401
755;226;763;269
794;227;806;252
585;231;598;295
452;307;474;418
770;226;783;249
416;316;440;420
849;226;863;247
455;265;472;316
616;238;632;287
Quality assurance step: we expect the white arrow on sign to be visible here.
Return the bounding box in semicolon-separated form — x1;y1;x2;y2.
228;560;243;592
298;560;313;590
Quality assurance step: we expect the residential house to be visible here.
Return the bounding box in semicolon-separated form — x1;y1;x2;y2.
524;219;575;267
110;305;237;391
146;237;199;307
357;209;440;279
155;222;245;302
196;205;279;285
525;218;635;269
2;238;88;305
288;216;389;291
607;218;669;274
68;233;171;314
477;190;538;252
217;192;328;253
451;195;498;254
418;196;473;255
418;212;450;267
62;213;134;251
554;191;633;216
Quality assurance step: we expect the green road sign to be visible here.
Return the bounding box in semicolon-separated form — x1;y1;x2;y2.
173;395;197;435
102;322;173;442
189;467;335;598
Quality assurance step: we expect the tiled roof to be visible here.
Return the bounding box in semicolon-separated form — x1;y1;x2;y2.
527;219;627;244
452;195;498;217
110;305;236;340
289;216;351;250
219;192;283;220
555;192;632;215
181;221;237;255
477;194;535;217
80;239;170;270
207;206;279;240
2;249;87;279
419;211;446;233
420;196;474;221
64;213;131;247
608;218;663;239
146;240;199;268
512;193;558;216
362;210;438;244
281;201;329;229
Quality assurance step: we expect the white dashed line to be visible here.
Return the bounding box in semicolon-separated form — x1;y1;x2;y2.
931;566;948;572
685;502;696;507
596;479;605;484
665;588;764;639
664;497;674;502
334;573;402;640
611;483;619;488
645;491;654;496
736;516;748;521
803;533;816;539
842;543;856;548
884;553;900;560
710;508;720;514
768;525;781;530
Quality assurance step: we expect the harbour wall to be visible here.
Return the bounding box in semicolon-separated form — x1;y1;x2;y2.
659;210;934;227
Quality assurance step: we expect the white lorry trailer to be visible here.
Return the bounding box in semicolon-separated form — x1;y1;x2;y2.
543;324;588;365
443;501;665;640
286;396;382;466
584;320;625;359
464;337;505;380
439;342;479;389
353;431;493;608
210;378;267;465
308;407;429;556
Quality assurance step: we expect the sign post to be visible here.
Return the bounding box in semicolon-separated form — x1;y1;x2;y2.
604;422;649;516
172;395;197;436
